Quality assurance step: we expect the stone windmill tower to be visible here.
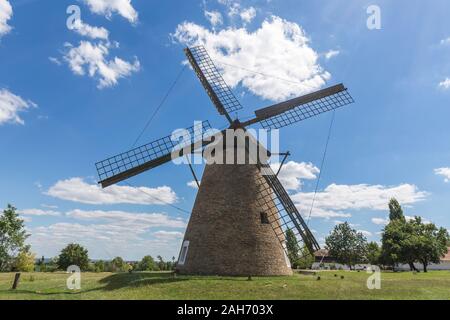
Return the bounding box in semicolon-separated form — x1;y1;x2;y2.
95;46;354;276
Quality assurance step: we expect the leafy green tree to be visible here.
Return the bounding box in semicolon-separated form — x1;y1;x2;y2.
296;247;315;269
157;255;167;271
381;218;407;269
0;204;29;271
14;247;35;272
381;199;418;270
285;229;300;268
94;260;106;272
111;257;127;272
325;222;368;269
388;198;405;221
410;217;449;272
366;242;381;265
57;243;89;271
138;255;157;271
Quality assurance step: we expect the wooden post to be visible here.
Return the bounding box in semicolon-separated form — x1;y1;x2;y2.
11;272;21;290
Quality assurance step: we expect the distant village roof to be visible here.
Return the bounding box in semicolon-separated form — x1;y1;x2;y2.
314;249;329;258
442;247;450;262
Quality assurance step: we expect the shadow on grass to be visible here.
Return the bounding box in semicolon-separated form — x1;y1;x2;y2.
97;272;189;291
0;272;189;297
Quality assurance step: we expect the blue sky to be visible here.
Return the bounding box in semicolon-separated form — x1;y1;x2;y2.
0;0;449;261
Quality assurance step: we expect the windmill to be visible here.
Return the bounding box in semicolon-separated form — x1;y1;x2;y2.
95;46;354;276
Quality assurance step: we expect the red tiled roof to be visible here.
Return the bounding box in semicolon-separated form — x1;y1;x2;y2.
442;247;450;261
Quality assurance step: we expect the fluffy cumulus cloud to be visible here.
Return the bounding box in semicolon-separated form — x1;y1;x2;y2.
239;7;256;24
45;177;177;205
64;41;140;88
271;161;319;190
28;209;186;260
173;16;330;102
292;183;428;219
187;180;200;189
0;88;37;125
81;0;138;24
72;19;109;40
204;10;223;27
435;167;450;182
0;0;12;38
438;78;450;90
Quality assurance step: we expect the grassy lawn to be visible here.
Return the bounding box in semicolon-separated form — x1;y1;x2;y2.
0;270;449;300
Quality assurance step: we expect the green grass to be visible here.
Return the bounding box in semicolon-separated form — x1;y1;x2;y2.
0;270;449;300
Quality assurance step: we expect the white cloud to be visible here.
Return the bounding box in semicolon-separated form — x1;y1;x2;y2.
46;177;177;205
435;167;450;182
240;7;256;24
72;19;109;40
81;0;138;24
204;10;223;27
153;230;184;240
324;49;340;60
439;78;450;90
63;40;140;88
0;0;12;38
0;88;37;125
19;209;61;217
28;209;186;260
173;16;330;102
292;183;428;220
271;161;319;190
187;180;200;189
371;217;388;225
66;209;186;228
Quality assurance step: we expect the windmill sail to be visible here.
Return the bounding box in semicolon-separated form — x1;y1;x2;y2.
185;46;243;122
256;164;320;256
96;121;213;188
248;84;354;129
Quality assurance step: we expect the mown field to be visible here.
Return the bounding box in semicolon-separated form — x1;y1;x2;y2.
0;270;449;300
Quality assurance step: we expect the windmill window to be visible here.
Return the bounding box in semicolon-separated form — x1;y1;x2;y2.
178;241;190;265
260;212;270;224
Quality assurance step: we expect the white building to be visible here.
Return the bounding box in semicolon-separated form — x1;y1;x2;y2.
312;247;450;271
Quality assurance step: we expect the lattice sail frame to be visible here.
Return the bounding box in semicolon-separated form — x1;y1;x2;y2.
96;121;212;186
185;46;243;116
255;164;320;258
258;88;354;130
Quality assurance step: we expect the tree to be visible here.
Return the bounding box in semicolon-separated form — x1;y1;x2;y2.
325;222;368;269
57;243;89;271
138;255;157;271
381;199;418;270
296;247;315;269
285;229;300;268
0;204;29;271
388;198;405;221
93;260;106;272
111;257;127;272
366;242;381;266
14;247;35;272
411;218;449;272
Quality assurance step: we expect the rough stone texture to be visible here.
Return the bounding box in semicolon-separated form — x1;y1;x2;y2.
176;160;292;276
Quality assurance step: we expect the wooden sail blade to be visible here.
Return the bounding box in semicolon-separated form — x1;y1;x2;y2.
96;121;212;188
250;84;354;129
256;164;320;256
185;46;243;123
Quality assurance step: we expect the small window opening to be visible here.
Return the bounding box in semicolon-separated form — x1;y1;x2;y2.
260;212;270;224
